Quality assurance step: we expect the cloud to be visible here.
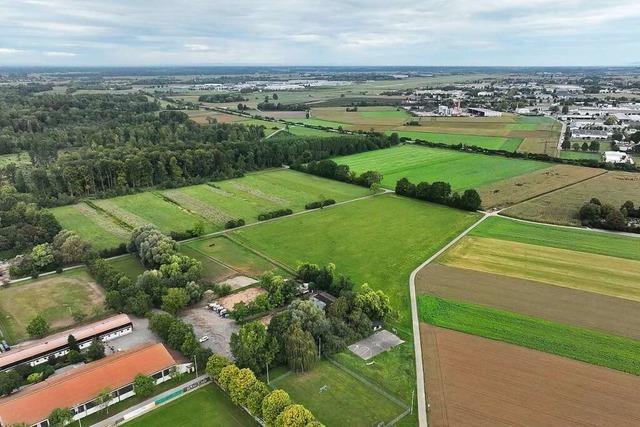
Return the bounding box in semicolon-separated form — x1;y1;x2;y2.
0;48;23;54
43;51;77;57
0;0;637;65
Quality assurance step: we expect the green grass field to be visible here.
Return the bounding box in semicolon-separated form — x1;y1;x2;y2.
333;145;548;191
419;295;640;376
271;359;407;427
167;170;369;228
0;269;105;343
472;216;640;261
50;203;129;251
285;126;336;137
233;194;480;330
181;235;288;283
124;385;257;427
387;131;522;151
440;236;640;301
95;192;209;234
107;255;145;280
291;118;351;129
560;150;601;160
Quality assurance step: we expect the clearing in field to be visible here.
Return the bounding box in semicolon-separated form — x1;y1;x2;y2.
270;359;408;427
418;295;640;375
123;385;257;427
421;324;640;427
94;193;208;234
471;216;640;261
50;203;130;251
107;255;145;281
0;269;105;343
386;131;523;151
504;171;640;225
181;235;287;284
333;145;548;191
216;287;265;310
417;263;640;340
232;194;480;329
476;164;605;209
439;236;640;301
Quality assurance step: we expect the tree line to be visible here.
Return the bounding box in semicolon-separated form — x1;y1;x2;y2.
395;177;482;211
579;198;640;233
292;159;384;189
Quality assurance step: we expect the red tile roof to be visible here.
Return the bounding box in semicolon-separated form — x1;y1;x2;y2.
0;314;132;370
0;343;176;426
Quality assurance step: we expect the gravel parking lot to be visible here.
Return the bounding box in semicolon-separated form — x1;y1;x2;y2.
181;304;239;358
103;316;159;355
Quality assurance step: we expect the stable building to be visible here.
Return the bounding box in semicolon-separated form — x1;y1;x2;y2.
467;107;502;117
0;314;133;372
0;343;187;427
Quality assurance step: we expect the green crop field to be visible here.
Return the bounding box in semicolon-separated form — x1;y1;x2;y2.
124;385;257;427
333;145;548;191
271;359;408;427
0;269;105;343
50;203;129;251
94;192;209;234
560;150;601;161
440;236;640;301
472;216;640;261
233;194;480;329
181;235;288;282
386;131;522;151
107;255;145;280
285;126;335;137
419;295;640;376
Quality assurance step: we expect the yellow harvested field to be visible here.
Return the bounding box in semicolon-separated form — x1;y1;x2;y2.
505;171;640;225
439;236;640;301
477;164;605;209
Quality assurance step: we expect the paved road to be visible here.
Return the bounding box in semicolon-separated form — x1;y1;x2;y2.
409;213;491;427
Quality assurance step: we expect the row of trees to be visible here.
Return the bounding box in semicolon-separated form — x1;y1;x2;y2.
579;198;640;233
206;354;321;426
198;94;246;103
292;159;384;189
395;177;482;211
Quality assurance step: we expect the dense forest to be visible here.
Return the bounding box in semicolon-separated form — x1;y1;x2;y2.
0;89;394;207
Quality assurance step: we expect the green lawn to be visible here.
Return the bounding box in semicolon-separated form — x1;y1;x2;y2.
232;194;480;330
419;295;640;376
292;118;350;129
333;145;548;191
124;385;257;427
95;192;208;234
472;216;640;261
50;203;129;251
0;269;105;343
387;131;522;151
272;359;407;427
107;255;146;280
286;126;336;137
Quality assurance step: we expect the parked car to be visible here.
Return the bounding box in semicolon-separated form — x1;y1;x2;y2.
198;336;209;343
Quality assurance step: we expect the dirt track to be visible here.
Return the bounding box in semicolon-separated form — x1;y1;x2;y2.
417;263;640;340
421;324;640;427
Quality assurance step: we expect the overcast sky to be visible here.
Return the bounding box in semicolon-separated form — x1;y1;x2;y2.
0;0;638;67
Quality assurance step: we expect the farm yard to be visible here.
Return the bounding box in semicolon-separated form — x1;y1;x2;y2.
504;171;640;225
49;169;371;249
333;145;548;191
123;385;258;427
421;324;640;427
0;269;106;343
269;359;409;427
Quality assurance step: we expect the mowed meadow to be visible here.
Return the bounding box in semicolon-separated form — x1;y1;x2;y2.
49;169;371;249
333;145;548;191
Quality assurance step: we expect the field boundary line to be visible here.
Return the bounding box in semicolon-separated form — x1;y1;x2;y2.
84;200;135;231
492;168;608;211
409;212;490;427
222;234;296;275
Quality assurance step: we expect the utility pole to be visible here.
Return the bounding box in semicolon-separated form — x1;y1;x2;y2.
193;355;198;377
266;362;270;385
410;389;415;415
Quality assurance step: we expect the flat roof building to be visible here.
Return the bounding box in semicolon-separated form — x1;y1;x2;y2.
602;151;635;165
0;314;133;372
0;343;181;427
467;107;502;117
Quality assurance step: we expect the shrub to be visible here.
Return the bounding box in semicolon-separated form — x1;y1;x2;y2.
258;209;293;221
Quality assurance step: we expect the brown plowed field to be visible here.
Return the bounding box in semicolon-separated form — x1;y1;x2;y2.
416;264;640;340
421;324;640;427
